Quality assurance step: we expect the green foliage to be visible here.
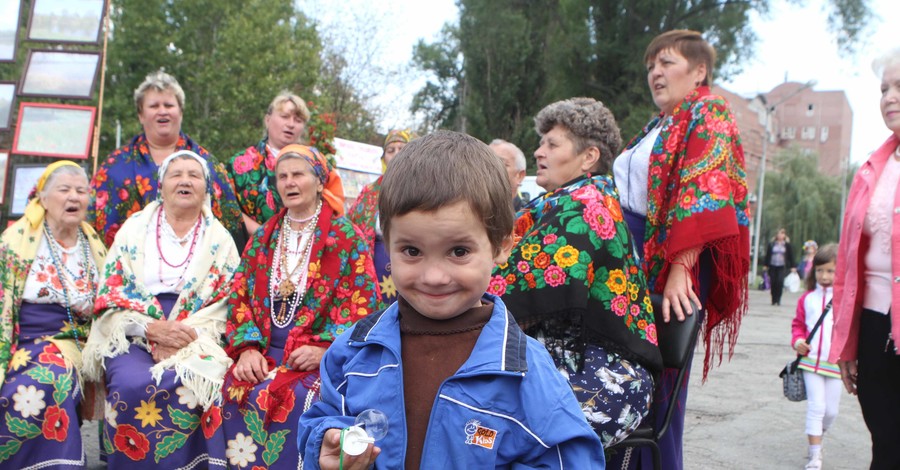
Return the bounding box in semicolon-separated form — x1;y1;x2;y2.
103;0;322;161
411;0;871;173
262;429;289;466
168;405;200;431
6;413;41;439
759;147;843;248
25;365;54;384
155;431;188;463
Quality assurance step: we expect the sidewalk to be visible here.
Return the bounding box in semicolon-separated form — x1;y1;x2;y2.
81;289;871;469
684;289;870;469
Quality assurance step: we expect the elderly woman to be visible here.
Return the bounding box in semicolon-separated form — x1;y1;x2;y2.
223;144;377;469
831;47;900;470
765;228;796;306
347;129;417;308
0;162;107;468
612;30;749;469
82;151;240;468
491;97;662;448
89;69;244;248
226;91;310;235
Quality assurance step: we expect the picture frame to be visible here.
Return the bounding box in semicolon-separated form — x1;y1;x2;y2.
0;150;9;205
0;81;14;130
8;163;46;216
12;102;96;159
19;50;100;99
0;0;23;62
26;0;105;45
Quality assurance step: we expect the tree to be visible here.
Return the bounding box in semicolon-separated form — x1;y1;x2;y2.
760;146;843;248
102;0;322;160
410;24;465;134
412;0;872;170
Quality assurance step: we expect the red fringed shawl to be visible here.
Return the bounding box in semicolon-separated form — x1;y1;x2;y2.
625;86;751;378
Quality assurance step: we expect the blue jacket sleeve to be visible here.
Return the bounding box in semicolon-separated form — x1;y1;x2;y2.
298;334;358;470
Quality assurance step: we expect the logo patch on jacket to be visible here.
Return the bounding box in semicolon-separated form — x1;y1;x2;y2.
464;419;497;449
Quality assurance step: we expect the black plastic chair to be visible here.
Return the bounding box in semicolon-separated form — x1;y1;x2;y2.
606;294;703;469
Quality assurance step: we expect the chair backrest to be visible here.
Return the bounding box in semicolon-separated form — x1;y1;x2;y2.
650;294;702;370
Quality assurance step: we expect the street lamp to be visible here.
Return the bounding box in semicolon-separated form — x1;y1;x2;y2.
750;80;817;284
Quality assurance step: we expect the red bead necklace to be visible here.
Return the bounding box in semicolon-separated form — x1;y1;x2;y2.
156;207;201;271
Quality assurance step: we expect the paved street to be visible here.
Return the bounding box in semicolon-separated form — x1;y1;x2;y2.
82;289;871;469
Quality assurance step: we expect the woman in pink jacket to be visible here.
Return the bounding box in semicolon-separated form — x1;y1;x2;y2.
830;47;900;470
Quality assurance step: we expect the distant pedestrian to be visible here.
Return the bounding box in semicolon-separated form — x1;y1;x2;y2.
797;240;818;280
765;228;795;306
791;244;840;470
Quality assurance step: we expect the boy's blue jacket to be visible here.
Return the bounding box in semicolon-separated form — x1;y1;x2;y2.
298;294;605;469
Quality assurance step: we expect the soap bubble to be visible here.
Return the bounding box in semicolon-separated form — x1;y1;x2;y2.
354;409;389;440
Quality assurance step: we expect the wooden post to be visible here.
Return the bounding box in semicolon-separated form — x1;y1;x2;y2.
91;0;113;175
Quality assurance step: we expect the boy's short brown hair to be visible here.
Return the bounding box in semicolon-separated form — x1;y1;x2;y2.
378;130;514;254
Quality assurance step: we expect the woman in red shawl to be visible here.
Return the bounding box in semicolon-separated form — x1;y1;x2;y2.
610;30;750;470
222;145;378;469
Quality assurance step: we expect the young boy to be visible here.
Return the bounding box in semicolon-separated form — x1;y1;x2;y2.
298;131;604;469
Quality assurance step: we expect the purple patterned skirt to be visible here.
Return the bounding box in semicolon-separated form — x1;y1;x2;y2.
0;302;85;468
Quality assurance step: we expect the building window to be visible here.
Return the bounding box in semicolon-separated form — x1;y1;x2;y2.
781;127;796;140
801;126;816;140
806;103;815;117
820;126;829;142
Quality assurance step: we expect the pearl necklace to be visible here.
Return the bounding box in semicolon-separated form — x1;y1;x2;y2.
156;207;202;288
42;221;96;350
269;200;322;328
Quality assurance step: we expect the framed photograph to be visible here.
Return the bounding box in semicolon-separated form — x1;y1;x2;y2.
8;163;46;216
0;82;14;129
0;150;9;205
12;102;96;159
0;0;23;62
26;0;105;45
19;50;100;99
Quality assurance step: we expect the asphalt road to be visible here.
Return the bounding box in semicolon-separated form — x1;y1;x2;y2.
80;289;873;469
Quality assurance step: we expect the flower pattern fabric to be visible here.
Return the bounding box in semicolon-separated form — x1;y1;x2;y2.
346;176;396;308
82;200;239;468
223;204;378;468
0;217;107;468
88;132;243;247
226;139;281;226
625;86;750;375
494;174;661;444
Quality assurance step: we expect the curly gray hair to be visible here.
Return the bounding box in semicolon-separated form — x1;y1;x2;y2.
534;97;622;175
873;47;900;79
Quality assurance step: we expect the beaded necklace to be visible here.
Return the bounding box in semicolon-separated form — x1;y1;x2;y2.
156;206;202;288
269;200;321;328
42;221;96;350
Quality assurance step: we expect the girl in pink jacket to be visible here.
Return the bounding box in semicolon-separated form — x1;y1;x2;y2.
791;244;840;470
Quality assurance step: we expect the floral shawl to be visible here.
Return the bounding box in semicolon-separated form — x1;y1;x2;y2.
225;204;377;361
0;217;107;386
82;200;240;410
346;176;382;253
88;132;244;247
227;138;281;226
624;86;750;376
491;175;663;374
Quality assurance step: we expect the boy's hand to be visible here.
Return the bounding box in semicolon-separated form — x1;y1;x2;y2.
794;339;810;356
319;428;380;470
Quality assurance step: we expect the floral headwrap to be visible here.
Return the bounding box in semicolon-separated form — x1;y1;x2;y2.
23;160;86;229
276;144;345;216
381;129;418;172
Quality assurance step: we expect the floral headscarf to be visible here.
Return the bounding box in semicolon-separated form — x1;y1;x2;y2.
381;129;418;172
157;150;213;209
276;144;345;216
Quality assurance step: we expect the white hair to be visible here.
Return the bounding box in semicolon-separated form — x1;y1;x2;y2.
489;139;527;172
872;47;900;79
40;165;89;198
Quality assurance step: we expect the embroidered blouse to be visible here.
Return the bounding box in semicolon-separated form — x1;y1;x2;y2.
142;206;207;296
23;237;98;316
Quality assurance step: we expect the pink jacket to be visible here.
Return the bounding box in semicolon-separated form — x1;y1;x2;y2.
831;134;900;362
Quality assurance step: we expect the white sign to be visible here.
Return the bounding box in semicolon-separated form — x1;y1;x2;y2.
333;137;382;175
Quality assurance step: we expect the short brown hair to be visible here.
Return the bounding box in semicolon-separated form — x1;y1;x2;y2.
134;70;185;114
644;30;716;86
533;97;622;175
378;131;514;254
